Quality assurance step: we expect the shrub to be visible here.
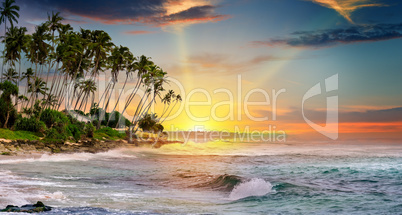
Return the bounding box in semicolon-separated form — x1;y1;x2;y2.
152;124;164;133
66;124;81;141
46;128;67;141
15;117;46;133
40;109;69;128
94;127;126;140
138;113;158;132
84;123;95;138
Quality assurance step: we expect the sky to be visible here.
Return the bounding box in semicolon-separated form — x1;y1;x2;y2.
13;0;402;142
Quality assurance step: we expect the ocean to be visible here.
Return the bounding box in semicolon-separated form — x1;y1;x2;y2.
0;141;401;214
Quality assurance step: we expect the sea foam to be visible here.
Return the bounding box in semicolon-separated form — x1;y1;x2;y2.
229;178;272;200
0;148;135;164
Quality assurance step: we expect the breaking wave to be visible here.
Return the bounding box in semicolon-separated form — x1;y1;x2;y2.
228;178;272;200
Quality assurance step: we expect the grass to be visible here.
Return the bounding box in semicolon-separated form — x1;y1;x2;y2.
0;127;126;143
0;128;40;141
94;127;126;141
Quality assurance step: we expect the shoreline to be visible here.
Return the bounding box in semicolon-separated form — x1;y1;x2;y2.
0;138;184;156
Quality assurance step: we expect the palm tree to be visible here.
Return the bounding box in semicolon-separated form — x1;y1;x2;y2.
42;93;58;109
97;45;129;128
76;79;96;112
26;23;51;78
27;77;48;108
25;23;51;109
107;50;134;127
3;26;27;87
115;55;153;127
0;0;19;29
131;65;168;131
55;31;84;109
44;11;63;83
3;67;17;83
21;68;34;107
0;0;19;78
160;94;181;124
46;11;63;45
88;30;113;79
159;90;175;120
0;80;18;128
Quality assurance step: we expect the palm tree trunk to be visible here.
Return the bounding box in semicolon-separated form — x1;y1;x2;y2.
74;90;83;110
1;22;6;81
98;81;115;128
160;101;178;124
46;61;60;109
107;74;128;126
131;91;150;124
3;110;10;128
115;78;141;128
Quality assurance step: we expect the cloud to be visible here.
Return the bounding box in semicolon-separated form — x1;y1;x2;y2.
123;30;156;35
18;0;230;28
340;107;402;123
185;53;303;75
262;106;402;123
154;5;231;26
252;23;402;48
308;0;386;23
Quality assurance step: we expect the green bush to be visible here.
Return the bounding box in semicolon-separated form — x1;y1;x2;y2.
15;117;46;132
46;128;67;141
84;123;95;138
66;124;81;141
138;113;157;132
40;108;69;128
94;127;126;140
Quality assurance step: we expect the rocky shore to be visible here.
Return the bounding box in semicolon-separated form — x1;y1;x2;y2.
1;201;51;213
0;138;129;156
0;138;184;156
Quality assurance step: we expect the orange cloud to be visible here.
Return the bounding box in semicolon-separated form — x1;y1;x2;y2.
309;0;386;23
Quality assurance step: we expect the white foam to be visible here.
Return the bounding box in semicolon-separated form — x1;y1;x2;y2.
0;170;67;207
229;178;272;200
0;149;136;164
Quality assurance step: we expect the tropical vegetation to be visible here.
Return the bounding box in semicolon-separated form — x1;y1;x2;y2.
0;1;181;143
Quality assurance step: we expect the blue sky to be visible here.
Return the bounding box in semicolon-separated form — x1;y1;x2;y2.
11;0;402;138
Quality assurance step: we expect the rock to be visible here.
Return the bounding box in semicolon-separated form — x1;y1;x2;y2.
43;147;52;153
0;201;51;213
35;142;45;149
0;138;12;143
5;145;16;151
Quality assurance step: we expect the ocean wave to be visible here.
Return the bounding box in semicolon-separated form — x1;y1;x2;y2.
194;174;243;192
228;178;273;200
0;149;136;164
141;141;402;157
0;170;66;208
